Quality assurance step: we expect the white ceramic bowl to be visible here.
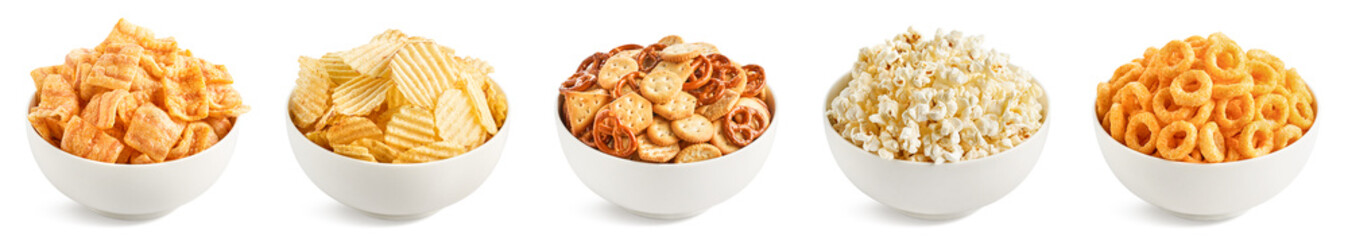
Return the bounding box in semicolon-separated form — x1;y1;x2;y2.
824;75;1050;220
1095;93;1318;221
557;91;777;220
287;94;509;220
27;96;238;220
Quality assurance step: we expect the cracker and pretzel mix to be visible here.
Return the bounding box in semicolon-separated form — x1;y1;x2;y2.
289;30;505;164
28;19;248;164
560;35;771;163
1096;33;1314;163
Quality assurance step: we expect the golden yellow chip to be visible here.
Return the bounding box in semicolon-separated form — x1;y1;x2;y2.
461;70;497;135
367;139;398;163
389;40;455;108
305;129;330;150
321;52;360;85
290;56;331;129
483;78;508;128
294;29;497;164
325;116;383;145
392;141;468;164
333;144;376;162
340;29;409;77
331;73;393;115
384;105;437;150
434;87;487;147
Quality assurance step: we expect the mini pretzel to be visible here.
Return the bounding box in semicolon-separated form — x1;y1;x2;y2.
560;72;597;93
575;124;597;148
741;64;766;97
683;55;713;90
592;109;636;157
612;71;644;97
576;52;611;75
706;53;732;68
637;44;667;73
608;44;643;56
690;79;727;105
724;105;769;147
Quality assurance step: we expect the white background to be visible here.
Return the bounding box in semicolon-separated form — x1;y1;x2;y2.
1;0;1344;239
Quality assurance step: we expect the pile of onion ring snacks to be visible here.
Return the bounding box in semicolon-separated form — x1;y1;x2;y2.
1096;33;1314;163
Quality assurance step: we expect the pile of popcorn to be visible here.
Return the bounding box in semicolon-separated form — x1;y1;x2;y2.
827;28;1045;163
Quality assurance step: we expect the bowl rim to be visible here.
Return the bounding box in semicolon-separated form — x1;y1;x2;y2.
285;84;511;168
1089;82;1319;167
26;94;242;168
553;84;779;168
821;73;1052;166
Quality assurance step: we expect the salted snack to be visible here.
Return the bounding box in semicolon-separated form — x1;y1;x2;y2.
559;35;771;163
27;19;248;164
1096;33;1313;163
826;28;1045;164
289;30;505;164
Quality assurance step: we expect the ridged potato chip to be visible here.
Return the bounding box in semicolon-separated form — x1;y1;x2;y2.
390;40;455;108
483;75;509;127
325;116;383;145
290;56;331;129
333;144;376;162
393;141;468;164
292;30;503;164
461;70;498;135
322;52;360;85
366;139;399;163
305;129;330;150
340;29;410;77
331;73;393;115
384;105;437;150
435;87;488;147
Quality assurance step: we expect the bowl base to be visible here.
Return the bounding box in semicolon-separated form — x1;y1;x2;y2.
357;209;441;221
1161;208;1246;221
894;208;978;221
89;208;174;221
622;207;708;220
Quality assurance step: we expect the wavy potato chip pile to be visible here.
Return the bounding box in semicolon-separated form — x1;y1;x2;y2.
28;19;248;164
290;30;505;164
